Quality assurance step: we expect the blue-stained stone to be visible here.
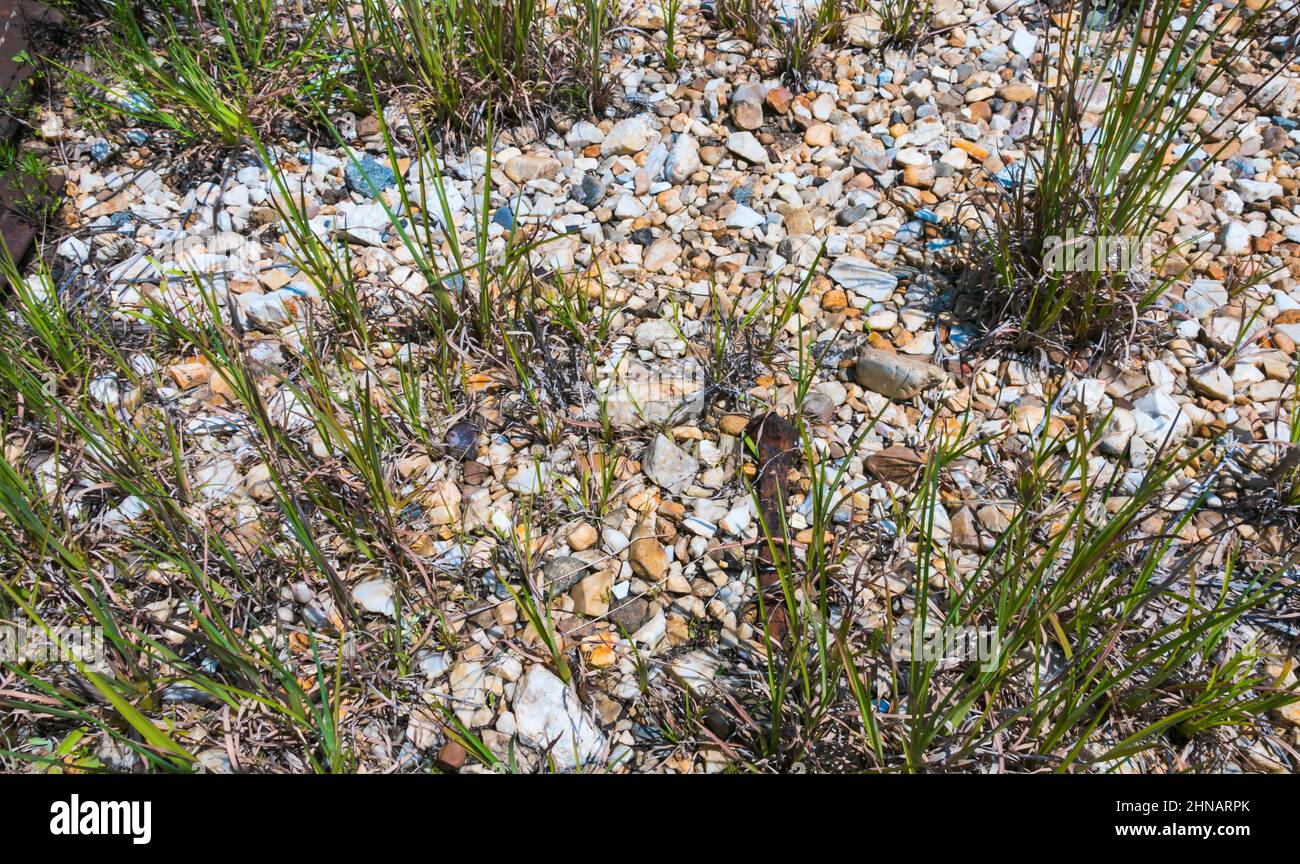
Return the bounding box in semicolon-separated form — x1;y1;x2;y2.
344;155;397;196
120;92;153;113
995;162;1033;189
1226;158;1252;177
483;570;511;600
948;324;974;349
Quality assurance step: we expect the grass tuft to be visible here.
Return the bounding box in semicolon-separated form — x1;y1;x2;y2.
963;0;1292;347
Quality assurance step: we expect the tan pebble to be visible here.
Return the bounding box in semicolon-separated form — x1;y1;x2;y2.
805;124;833;147
588;643;617;667
719;414;750;436
821;289;848;311
167;358;210;389
567;522;597;551
628;521;667;581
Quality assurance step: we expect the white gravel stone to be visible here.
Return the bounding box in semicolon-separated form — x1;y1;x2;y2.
513;665;606;770
1010;28;1037;58
601;116;653;156
719;506;752;536
1190;366;1233;402
1184;279;1227;317
726;204;765;229
1218;221;1251;254
665;133;700;183
855;348;947;400
1233;179;1282;203
352;578;396;617
726;131;767;163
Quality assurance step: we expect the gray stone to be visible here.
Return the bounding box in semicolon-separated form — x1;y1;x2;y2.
854;348;948;399
574;173;605;208
642;434;699;489
837;204;871;226
541;556;590;597
608;596;651;632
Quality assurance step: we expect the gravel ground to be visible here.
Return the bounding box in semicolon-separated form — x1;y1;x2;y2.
3;0;1300;773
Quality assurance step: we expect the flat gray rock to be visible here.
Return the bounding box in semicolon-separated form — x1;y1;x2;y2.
854;348;948;400
828;255;899;301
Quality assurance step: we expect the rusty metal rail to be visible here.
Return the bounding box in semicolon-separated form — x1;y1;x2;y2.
0;0;62;271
